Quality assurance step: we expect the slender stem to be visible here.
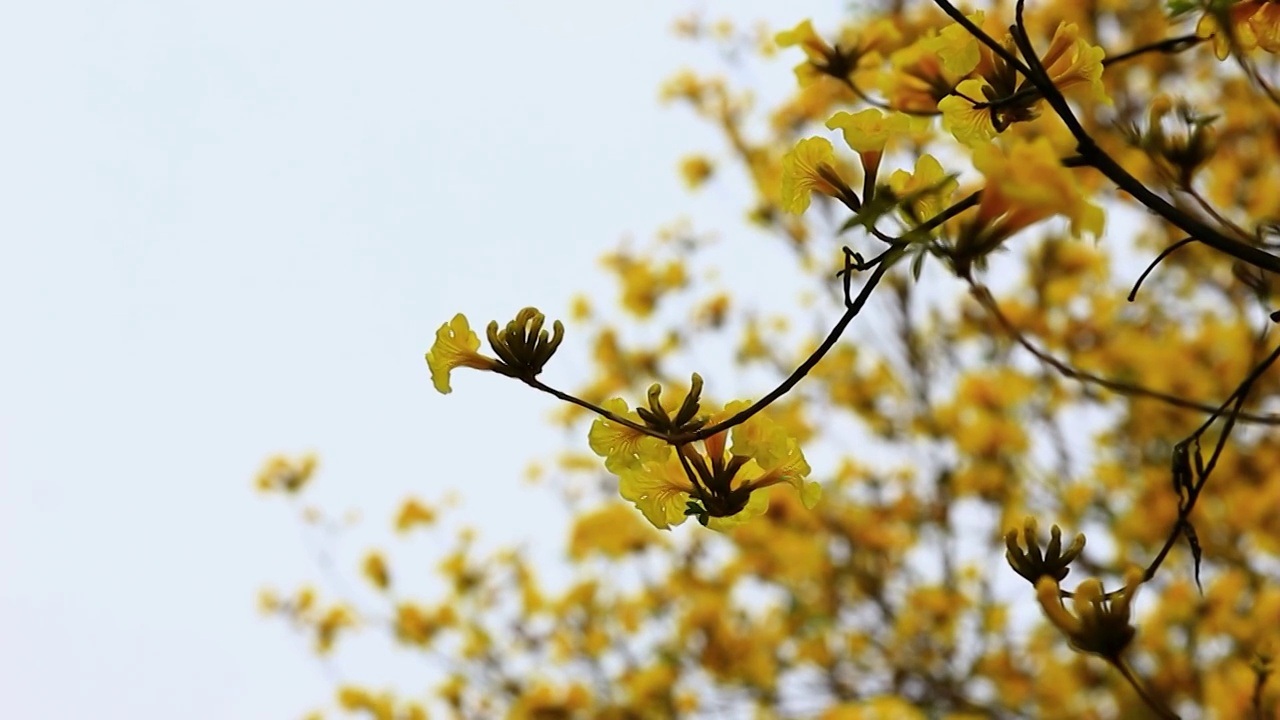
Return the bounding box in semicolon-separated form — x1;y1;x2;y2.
1113;657;1181;720
524;378;665;439
1142;341;1280;581
1103;34;1204;67
529;250;901;446
678;248;902;443
1128;236;1196;301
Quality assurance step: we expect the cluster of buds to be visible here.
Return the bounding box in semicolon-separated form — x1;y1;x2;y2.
635;373;707;436
1008;516;1144;662
1005;516;1086;583
485;307;565;381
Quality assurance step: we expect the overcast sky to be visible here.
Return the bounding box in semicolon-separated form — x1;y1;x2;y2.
0;1;851;717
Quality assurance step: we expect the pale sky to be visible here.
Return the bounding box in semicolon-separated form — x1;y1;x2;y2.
0;1;842;717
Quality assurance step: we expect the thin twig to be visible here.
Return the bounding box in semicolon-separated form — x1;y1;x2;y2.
1114;657;1181;720
1142;341;1280;581
1128;236;1196;301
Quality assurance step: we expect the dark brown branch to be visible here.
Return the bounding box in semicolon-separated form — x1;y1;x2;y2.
999;0;1280;275
970;282;1280;425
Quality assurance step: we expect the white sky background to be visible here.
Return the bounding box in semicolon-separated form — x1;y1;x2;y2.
0;1;852;717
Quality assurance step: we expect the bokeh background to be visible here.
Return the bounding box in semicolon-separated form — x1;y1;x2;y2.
0;0;842;717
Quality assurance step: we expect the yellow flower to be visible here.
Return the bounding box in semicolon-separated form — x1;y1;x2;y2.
679;154;714;189
972;138;1104;240
254;453;317;494
315;604;356;654
888;154;957;225
727;403;820;508
257;588;280;614
589;398;671;473
395;602;454;646
924;13;984;77
362;551;390;591
617;401;818;530
336;686;395;720
775;19;835;64
394;497;437;533
1198;1;1280;60
938;78;998;147
425;314;500;394
780;136;848;214
618;454;697;530
825;108;911;180
1038;23;1110;105
883;41;958;113
776;17;903;88
726;400;789;468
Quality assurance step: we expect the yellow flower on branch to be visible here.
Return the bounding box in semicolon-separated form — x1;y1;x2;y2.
618;454;700;530
780;136;852;214
883;41;962;114
613;401;818;530
775;19;834;64
254;453;318;494
425;314;500;394
935;19;1107;146
588;397;672;473
825;108;911;183
1038;22;1110;105
679;154;715;189
776;17;903;87
939;78;999;147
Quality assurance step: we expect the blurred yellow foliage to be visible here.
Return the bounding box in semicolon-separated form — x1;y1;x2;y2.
261;1;1280;717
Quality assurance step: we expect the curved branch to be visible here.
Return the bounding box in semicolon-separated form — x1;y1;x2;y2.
969;282;1280;425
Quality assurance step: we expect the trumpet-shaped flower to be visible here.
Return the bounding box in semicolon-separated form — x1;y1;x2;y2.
618;453;702;530
888;154;957;225
589;398;672;473
775;19;835;64
926;13;983;77
1039;23;1110;105
972;137;1105;241
883;41;961;113
825;109;911;155
780;137;849;214
426;314;500;394
938;79;999;147
826;109;911;181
